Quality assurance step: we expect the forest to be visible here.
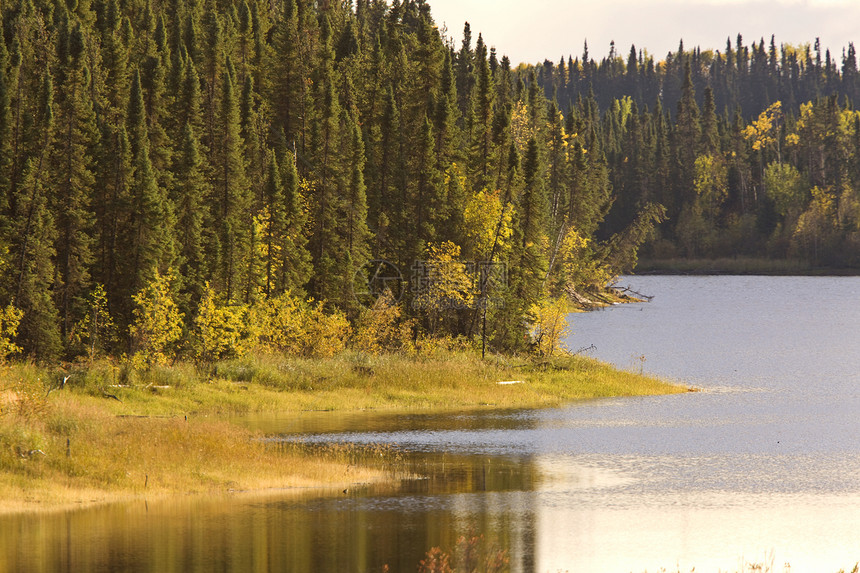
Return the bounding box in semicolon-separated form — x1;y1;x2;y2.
0;0;858;363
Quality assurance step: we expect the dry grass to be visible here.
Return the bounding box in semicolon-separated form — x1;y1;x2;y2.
0;369;392;514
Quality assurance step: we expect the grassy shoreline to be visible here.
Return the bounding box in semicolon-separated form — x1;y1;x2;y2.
0;352;687;515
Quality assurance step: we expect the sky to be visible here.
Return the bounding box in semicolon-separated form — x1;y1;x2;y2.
425;0;860;65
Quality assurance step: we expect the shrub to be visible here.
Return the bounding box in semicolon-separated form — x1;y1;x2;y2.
256;292;304;353
129;270;184;369
529;296;572;357
300;301;351;357
194;283;257;362
257;294;351;357
0;305;23;363
352;290;414;354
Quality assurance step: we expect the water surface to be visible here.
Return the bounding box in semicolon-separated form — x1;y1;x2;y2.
5;276;860;572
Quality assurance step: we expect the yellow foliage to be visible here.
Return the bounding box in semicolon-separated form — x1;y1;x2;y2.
463;189;513;260
795;186;836;237
556;226;610;291
793;186;838;260
129;270;184;369
510;100;535;155
256;293;350;358
0;305;23;363
413;242;474;313
795;101;814;132
73;284;114;359
195;283;257;362
256;292;304;352
529;297;572;357
254;208;280;264
300;302;351;358
352;290;414;355
413;334;475;357
693;154;729;215
443;163;468;194
744;101;782;151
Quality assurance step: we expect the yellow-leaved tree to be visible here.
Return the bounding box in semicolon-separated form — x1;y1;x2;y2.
693;154;729;218
413;241;474;336
0;304;23;363
743;101;782;154
74;284;114;360
352;290;414;355
528;297;571;357
129;270;184;369
463;189;513;261
195;282;257;362
552;226;611;294
793;185;838;264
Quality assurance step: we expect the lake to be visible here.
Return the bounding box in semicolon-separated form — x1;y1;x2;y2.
4;276;860;572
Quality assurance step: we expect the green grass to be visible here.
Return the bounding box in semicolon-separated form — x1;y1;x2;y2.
0;351;687;513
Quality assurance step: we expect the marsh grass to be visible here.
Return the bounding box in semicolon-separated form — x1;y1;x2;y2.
0;392;388;513
0;351;684;513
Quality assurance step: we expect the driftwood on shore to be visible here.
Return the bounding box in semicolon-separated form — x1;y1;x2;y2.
613;285;654;301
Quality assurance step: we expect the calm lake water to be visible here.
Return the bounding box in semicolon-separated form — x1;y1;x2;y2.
5;276;860;572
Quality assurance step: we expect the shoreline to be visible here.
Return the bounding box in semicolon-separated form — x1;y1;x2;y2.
0;353;689;515
637;257;860;276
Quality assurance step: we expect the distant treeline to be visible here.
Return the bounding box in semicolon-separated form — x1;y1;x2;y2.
537;35;860;121
526;35;860;267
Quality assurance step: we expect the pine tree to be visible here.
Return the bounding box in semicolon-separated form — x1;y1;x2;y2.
674;61;701;205
279;147;311;293
0;26;13;225
172;122;210;313
51;23;99;345
455;22;474;120
117;68;176;333
512;136;548;309
468;34;495;192
701;86;719;154
9;71;62;359
213;57;251;302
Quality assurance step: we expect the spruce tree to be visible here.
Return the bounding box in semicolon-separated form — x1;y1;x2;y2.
10;71;62;359
51;23;99;345
172;122;210;313
213;56;251;302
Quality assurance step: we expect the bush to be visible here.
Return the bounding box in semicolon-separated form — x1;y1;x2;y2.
0;305;23;363
529;297;572;357
194;283;257;362
352;291;414;355
129;270;184;369
256;293;351;358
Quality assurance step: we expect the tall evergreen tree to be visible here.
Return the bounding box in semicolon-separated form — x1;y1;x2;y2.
213;57;251;302
51;23;99;344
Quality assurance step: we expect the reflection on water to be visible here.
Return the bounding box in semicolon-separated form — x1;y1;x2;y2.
6;276;860;572
1;456;540;573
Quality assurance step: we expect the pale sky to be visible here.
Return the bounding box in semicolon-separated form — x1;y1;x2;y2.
426;0;860;65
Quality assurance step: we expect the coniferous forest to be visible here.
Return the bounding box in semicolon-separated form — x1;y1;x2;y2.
1;0;860;363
